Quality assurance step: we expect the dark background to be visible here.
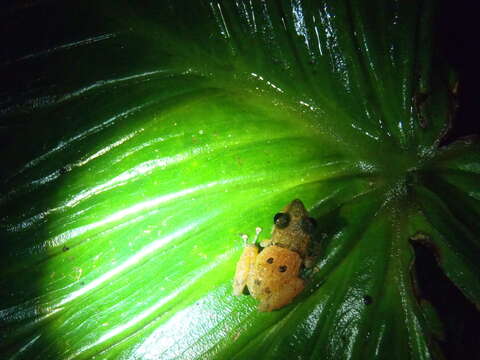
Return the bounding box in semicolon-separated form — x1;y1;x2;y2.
438;0;479;144
0;1;478;359
419;3;480;359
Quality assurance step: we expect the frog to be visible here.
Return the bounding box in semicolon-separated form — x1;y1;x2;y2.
233;199;317;311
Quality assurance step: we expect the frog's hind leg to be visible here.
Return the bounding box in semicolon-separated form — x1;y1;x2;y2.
233;234;259;296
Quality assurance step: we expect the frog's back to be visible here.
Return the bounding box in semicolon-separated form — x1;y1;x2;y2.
247;246;304;311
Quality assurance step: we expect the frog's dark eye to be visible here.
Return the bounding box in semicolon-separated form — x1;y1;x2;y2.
274;212;290;228
300;217;317;234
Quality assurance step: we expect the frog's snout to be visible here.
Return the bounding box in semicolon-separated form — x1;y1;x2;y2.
287;199;307;217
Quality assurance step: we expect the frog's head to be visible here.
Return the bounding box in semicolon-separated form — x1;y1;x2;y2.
271;199;316;256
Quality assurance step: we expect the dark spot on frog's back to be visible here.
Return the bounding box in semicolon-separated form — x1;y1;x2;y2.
254;279;261;286
264;287;271;294
278;265;287;273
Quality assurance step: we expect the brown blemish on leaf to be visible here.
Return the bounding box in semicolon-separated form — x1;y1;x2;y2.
413;91;430;128
410;232;442;263
409;232;443;302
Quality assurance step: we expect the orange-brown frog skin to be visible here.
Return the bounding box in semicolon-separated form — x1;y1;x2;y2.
233;199;316;312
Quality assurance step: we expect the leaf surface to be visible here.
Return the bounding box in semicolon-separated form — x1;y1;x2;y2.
1;1;478;359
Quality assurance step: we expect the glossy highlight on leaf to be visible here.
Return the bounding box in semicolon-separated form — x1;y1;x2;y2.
1;1;479;359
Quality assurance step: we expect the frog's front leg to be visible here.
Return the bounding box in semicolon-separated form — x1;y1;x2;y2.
304;241;322;268
259;238;272;248
304;256;315;269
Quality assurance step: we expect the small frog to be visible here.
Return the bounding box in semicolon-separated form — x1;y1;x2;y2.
233;199;317;311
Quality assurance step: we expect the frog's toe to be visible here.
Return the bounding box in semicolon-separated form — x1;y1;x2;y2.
304;256;316;268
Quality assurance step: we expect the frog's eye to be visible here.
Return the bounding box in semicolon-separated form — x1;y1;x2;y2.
274;212;290;228
300;217;317;234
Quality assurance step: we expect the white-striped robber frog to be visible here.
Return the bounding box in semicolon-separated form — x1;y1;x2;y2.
233;199;317;311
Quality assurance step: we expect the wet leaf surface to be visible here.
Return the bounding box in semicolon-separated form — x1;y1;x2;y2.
1;1;479;359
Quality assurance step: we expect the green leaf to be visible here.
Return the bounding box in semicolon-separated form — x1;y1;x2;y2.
1;1;478;359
